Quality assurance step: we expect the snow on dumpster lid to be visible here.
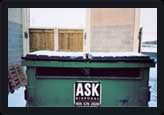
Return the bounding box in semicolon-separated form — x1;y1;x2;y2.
27;51;147;58
23;51;86;61
90;52;148;57
88;52;154;62
28;50;85;57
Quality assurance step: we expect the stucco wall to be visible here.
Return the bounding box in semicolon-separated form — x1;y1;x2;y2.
86;8;140;52
8;8;23;66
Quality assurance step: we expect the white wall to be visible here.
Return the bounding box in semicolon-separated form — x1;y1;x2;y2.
140;8;157;42
30;8;86;29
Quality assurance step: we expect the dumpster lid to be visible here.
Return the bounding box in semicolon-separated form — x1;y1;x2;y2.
22;51;154;63
22;51;86;61
89;52;154;62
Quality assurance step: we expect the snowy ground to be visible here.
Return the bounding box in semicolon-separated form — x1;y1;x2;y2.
141;45;157;107
8;46;157;107
141;45;157;53
8;87;26;107
148;63;157;107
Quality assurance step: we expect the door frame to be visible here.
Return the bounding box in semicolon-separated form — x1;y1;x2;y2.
22;8;30;56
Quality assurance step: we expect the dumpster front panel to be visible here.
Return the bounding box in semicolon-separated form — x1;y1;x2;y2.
26;67;150;107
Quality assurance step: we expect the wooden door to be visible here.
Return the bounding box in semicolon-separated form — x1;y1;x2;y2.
29;29;54;52
58;29;83;52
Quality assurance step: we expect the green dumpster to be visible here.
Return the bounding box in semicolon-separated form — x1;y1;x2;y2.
22;51;155;107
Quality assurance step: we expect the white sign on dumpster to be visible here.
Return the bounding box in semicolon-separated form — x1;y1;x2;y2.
74;81;101;107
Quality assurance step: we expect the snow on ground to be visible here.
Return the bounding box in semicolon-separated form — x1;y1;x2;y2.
141;45;157;53
141;46;157;107
148;63;157;107
8;87;26;107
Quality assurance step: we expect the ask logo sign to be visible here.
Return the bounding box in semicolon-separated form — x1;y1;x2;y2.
74;81;101;107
